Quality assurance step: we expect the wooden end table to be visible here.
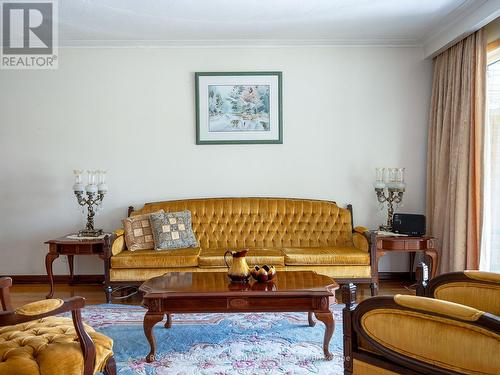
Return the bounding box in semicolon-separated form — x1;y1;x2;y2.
45;234;114;301
139;271;338;362
373;234;439;294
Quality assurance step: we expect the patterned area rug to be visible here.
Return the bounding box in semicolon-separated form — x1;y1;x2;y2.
82;304;344;375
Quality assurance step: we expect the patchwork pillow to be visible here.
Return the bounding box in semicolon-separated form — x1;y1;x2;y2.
123;210;164;251
150;210;198;250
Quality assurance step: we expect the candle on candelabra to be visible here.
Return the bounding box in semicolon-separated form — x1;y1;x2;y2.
73;170;85;192
85;170;98;194
97;170;108;193
386;168;398;189
373;167;386;189
395;167;406;190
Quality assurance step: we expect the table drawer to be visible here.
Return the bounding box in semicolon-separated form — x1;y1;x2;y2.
378;238;431;251
59;244;93;254
227;297;314;311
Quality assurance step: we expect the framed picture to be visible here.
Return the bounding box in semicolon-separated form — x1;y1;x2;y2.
195;71;282;144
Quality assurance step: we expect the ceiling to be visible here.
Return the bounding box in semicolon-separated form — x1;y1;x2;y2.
60;0;488;46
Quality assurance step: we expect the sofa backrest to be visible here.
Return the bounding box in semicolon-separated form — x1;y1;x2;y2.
133;198;353;249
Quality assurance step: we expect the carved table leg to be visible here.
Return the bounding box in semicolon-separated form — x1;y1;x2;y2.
314;311;334;360
164;313;172;328
425;249;439;279
144;312;163;362
308;311;316;327
68;255;75;284
45;252;59;298
372;250;385;297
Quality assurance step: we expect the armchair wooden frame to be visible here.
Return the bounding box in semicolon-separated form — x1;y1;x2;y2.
0;277;116;375
342;283;500;375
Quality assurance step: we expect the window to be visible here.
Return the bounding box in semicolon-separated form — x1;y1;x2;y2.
482;44;500;272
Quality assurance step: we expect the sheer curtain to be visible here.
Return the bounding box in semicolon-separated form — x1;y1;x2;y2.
481;45;500;272
426;30;486;273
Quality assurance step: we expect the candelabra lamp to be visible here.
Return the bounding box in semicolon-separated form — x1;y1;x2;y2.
73;170;108;237
373;167;406;231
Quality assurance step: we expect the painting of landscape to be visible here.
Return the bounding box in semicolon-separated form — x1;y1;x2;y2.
208;85;270;132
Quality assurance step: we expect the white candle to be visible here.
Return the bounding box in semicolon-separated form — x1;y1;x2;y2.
86;184;98;193
397;168;406;183
98;183;108;193
386;182;398;189
73;183;85;192
396;182;406;190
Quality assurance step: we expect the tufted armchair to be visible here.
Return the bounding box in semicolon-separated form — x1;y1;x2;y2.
342;266;500;374
0;277;115;375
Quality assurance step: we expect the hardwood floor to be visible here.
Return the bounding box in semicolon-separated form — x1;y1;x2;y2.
7;280;417;308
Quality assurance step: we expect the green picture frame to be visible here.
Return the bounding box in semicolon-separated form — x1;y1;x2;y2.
195;71;283;144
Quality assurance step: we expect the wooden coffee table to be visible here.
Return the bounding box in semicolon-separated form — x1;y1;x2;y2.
139;271;338;362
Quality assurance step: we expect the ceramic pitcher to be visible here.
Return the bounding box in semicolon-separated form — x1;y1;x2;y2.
224;249;251;282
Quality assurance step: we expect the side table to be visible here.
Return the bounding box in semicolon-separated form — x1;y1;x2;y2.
371;233;439;295
45;234;114;302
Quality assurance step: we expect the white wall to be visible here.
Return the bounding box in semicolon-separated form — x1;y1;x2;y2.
0;46;432;275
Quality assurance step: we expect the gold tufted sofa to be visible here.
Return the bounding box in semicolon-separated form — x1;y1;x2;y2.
0;277;115;375
342;269;500;374
106;198;376;299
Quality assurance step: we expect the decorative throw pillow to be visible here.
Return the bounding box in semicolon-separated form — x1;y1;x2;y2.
150;210;198;250
123;210;164;251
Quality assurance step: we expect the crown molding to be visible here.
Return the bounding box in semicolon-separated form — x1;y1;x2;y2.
58;38;422;49
422;0;500;58
421;0;487;47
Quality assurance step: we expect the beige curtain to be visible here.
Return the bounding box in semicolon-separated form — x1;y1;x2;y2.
427;30;486;273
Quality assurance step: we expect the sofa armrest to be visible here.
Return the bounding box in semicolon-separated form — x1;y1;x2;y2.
111;229;126;256
352;226;370;252
0;296;84;325
346;292;500;375
15;298;65;316
353;226;369;234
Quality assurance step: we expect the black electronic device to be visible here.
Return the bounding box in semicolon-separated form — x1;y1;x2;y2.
392;213;426;236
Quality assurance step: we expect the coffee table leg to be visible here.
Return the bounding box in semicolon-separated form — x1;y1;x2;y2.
314;311;334;360
308;312;316;327
144;312;163;362
164;313;172;328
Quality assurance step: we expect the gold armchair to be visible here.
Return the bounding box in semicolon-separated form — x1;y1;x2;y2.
342;267;500;375
417;267;500;315
0;277;115;375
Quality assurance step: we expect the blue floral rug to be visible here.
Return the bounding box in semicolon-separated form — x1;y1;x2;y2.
82;304;344;374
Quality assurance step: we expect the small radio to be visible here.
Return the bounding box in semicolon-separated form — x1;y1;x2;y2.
392;213;426;236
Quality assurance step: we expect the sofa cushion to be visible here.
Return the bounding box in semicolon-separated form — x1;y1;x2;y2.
111;248;200;269
150;210;198;250
123;210;164;251
282;247;370;266
198;248;285;268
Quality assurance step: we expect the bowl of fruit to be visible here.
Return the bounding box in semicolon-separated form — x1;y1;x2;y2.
250;265;277;282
